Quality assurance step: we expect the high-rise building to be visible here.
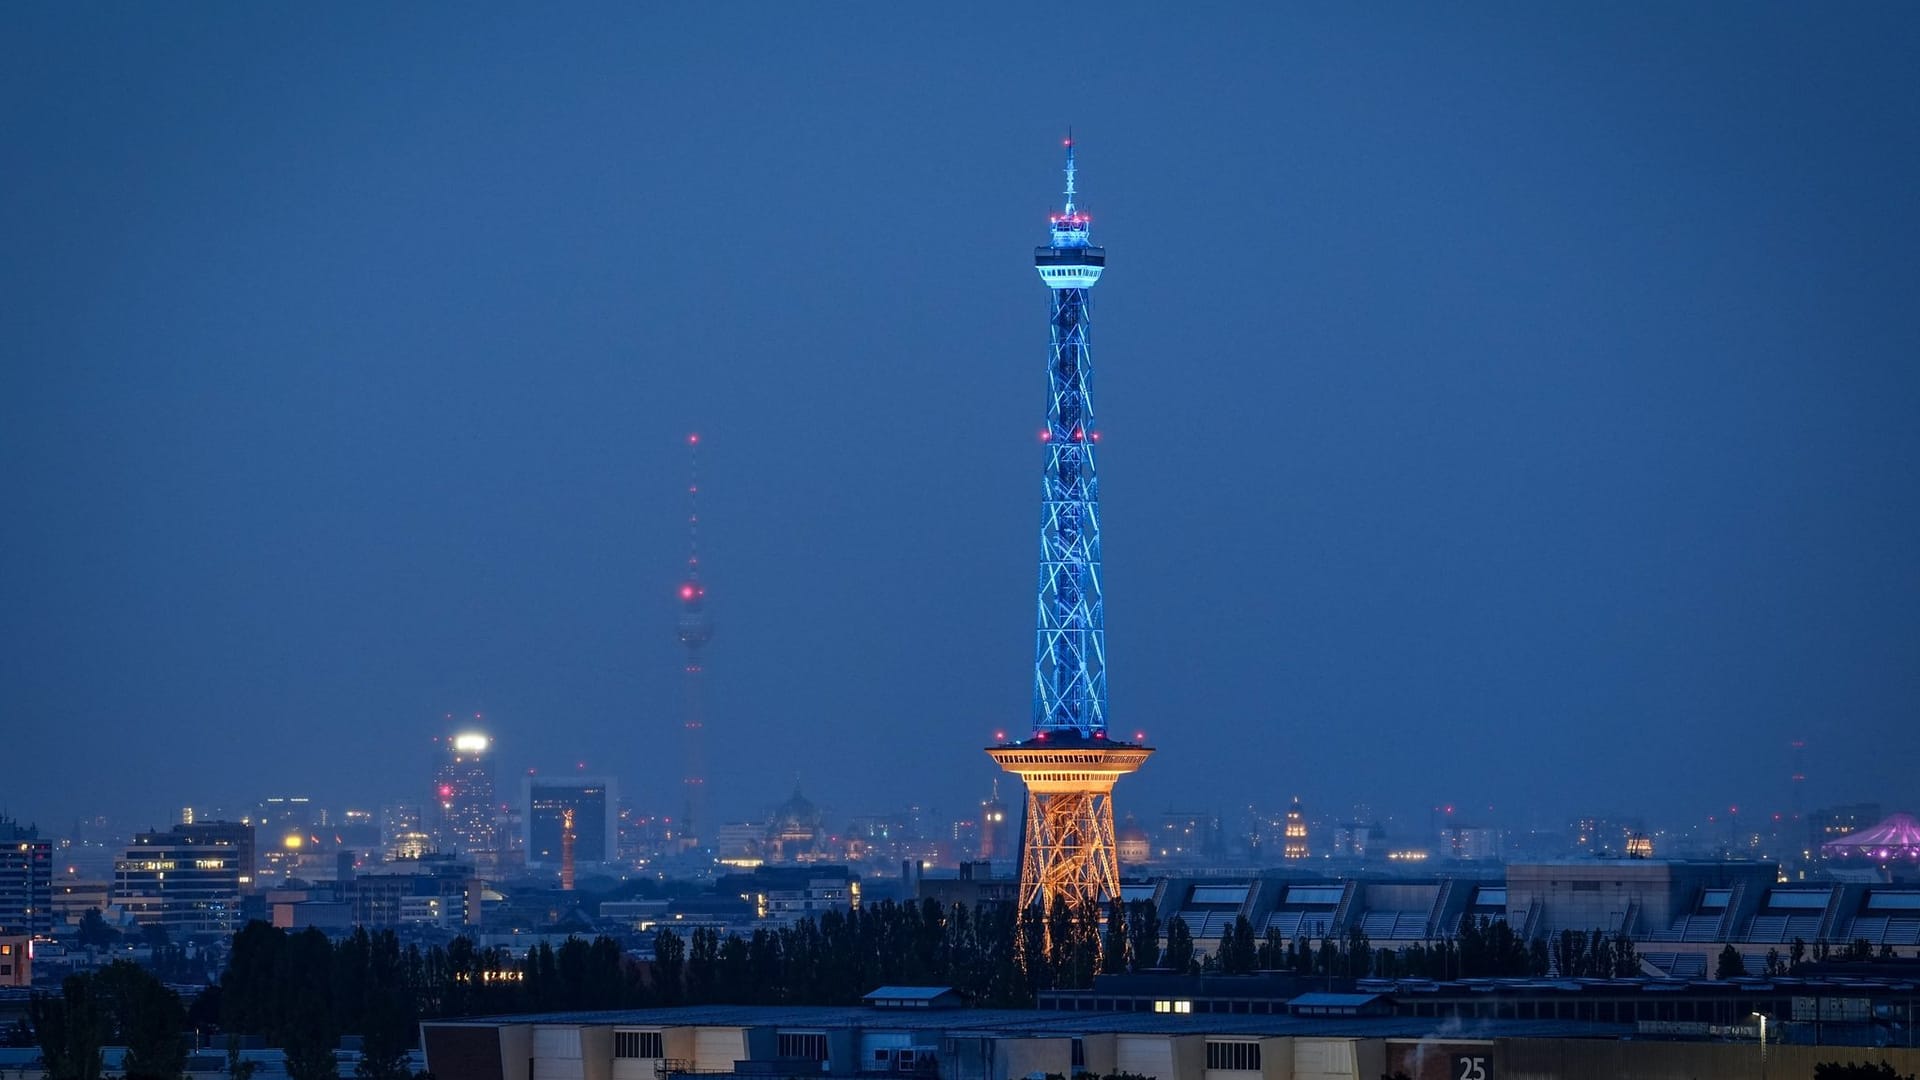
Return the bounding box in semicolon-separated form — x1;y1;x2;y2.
989;139;1151;919
977;781;1011;863
435;731;498;854
0;817;52;938
382;803;432;861
1284;797;1311;861
1439;823;1501;861
677;434;714;849
1810;802;1883;857
524;777;615;867
177;821;256;890
113;822;252;935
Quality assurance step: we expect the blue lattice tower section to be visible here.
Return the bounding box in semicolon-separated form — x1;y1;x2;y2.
990;138;1151;918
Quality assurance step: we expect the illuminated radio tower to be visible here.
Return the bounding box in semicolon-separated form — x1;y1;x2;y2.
676;433;713;850
989;138;1151;915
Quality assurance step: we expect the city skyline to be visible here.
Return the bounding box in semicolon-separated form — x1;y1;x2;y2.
5;5;1919;834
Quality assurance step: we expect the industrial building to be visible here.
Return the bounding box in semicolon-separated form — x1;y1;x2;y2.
1062;861;1920;977
421;999;1920;1080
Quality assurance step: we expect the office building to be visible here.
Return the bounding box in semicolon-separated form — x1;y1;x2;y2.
0;817;52;938
436;732;498;854
113;821;253;935
525;777;616;868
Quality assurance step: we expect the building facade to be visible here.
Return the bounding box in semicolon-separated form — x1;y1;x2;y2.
436;733;499;854
525;777;616;868
0;817;52;938
112;822;253;936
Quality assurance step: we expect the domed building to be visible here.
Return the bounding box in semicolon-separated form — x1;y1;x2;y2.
1117;814;1150;866
765;784;824;863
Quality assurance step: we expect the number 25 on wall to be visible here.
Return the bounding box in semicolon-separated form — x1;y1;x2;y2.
1453;1056;1489;1080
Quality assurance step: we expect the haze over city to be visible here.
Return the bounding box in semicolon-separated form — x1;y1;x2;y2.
5;4;1918;839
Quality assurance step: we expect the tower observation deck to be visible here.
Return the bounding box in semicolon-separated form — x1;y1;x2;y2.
989;138;1151;917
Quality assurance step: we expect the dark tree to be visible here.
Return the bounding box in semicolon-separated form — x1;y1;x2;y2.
94;961;188;1080
1610;932;1638;978
75;909;120;951
282;930;340;1080
28;974;109;1080
652;929;685;1006
1126;900;1160;971
1714;943;1745;980
225;1036;259;1080
1343;924;1372;978
1101;899;1129;975
1212;916;1250;975
1162;916;1196;974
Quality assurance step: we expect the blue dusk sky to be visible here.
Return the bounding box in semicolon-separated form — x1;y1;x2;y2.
3;4;1917;835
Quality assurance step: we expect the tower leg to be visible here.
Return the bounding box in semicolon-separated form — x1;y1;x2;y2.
1018;791;1121;917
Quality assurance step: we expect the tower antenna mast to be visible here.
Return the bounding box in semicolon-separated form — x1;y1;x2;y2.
676;433;713;853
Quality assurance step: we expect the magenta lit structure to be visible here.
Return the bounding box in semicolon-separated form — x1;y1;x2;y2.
1822;812;1920;863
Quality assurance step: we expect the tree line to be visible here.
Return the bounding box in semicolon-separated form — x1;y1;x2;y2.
26;897;1749;1080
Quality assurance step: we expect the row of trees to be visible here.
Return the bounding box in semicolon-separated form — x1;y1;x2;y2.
41;896;1833;1080
26;962;188;1080
1190;914;1627;980
1719;936;1900;979
206;901;1647;1044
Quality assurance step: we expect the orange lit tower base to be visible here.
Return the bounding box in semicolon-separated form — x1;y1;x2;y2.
988;734;1152;911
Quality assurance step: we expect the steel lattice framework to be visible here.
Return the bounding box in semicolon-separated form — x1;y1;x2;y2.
990;139;1150;921
1035;268;1106;735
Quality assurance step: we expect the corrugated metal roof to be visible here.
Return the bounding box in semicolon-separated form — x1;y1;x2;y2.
1289;993;1386;1007
429;1005;1636;1040
863;986;957;1000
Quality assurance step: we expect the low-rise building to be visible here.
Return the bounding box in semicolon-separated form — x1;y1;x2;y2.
421;998;1920;1080
0;936;28;987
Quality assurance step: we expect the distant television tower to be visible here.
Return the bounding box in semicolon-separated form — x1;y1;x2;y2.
989;138;1151;918
559;807;577;891
676;433;713;850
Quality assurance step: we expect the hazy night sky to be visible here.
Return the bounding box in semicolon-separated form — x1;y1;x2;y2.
4;5;1917;837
